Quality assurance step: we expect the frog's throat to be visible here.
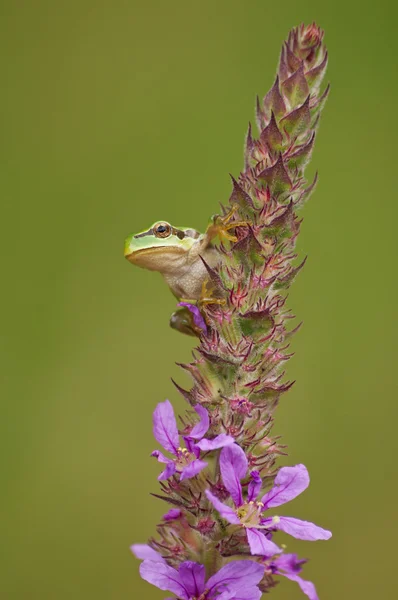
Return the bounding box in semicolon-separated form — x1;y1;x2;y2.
125;245;186;263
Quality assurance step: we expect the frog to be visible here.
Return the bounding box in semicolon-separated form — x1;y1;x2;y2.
124;207;247;336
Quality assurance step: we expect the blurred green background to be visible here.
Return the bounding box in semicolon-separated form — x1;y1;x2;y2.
1;1;396;598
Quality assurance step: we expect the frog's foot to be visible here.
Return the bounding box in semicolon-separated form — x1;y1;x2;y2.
170;306;204;337
208;203;250;243
198;280;226;308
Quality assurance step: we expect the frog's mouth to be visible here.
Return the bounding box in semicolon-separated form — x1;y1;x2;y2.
125;245;184;259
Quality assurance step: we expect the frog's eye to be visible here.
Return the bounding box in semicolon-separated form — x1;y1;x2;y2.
154;222;172;239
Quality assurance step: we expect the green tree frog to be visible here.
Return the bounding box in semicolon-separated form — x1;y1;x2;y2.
124;210;246;335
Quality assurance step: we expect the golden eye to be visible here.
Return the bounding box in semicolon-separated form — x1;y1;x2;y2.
154;222;172;238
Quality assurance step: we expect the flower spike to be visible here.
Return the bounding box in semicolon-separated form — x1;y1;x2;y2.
130;23;331;599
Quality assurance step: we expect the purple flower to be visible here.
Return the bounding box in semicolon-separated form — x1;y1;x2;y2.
130;544;165;563
178;302;208;334
163;508;182;521
267;553;319;600
152;400;234;481
132;549;264;600
206;444;331;556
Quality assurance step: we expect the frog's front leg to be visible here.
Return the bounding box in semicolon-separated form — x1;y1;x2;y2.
198;280;226;308
188;204;249;261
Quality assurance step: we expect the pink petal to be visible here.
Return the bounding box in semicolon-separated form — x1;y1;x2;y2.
195;434;235;451
207;560;264;595
279;571;319;600
178;302;207;334
180;459;207;481
184;436;198;455
163;509;182;521
158;461;176;481
130;544;164;562
153;400;179;454
246;528;281;557
139;560;189;599
220;444;248;506
151;450;176;480
261;464;310;508
189;405;210;439
266;516;332;541
273;553;305;573
248;471;262;502
178;562;205;597
217;589;262;600
151;449;170;463
205;490;240;524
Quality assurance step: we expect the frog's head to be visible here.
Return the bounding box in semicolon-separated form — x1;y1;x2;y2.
124;221;199;272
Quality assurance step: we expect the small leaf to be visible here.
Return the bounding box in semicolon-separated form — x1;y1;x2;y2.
150;493;185;507
256;95;266;130
244;122;255;168
249;380;295;402
229;175;254;210
281;64;310;108
199;349;235;367
274;257;307;289
171;378;195;404
263;76;286;119
283;321;303;340
310;83;330;123
286;133;315;171
260;111;283;155
233;227;264;267
280;94;311;137
264;200;297;238
278;55;290;84
283;41;303;72
238;308;275;340
199;256;224;291
198;350;237;382
258;154;292;195
297;171;318;206
288;27;299;56
305;50;328;92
